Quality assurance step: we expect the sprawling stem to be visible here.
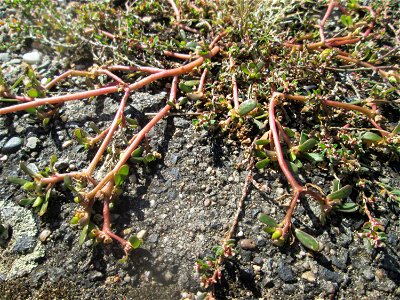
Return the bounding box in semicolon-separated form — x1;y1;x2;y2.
86;89;130;175
86;76;180;199
0;46;220;115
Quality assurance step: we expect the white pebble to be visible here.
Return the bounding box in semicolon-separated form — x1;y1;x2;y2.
22;51;42;65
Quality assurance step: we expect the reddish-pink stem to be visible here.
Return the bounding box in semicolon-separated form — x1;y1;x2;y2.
86;89;130;175
86;76;180;199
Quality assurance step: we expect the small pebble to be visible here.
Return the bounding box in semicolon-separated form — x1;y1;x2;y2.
22;51;42;65
38;229;51;242
26;137;39;149
301;271;316;282
2;137;23;153
0;52;10;62
203;199;211;207
239;238;257;250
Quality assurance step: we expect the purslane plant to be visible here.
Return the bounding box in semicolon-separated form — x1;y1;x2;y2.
1;0;399;296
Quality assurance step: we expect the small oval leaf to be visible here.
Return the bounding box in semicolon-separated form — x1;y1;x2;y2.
327;185;352;200
238;99;257;116
255;158;270;169
361;132;382;143
298;138;317;152
334;202;359;213
129;235;142;249
294;229;321;252
7;176;29;185
258;213;277;227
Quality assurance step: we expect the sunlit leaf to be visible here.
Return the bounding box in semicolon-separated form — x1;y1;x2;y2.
298;138;317;152
129;235;142;249
7;176;29;185
238;99;257;116
258;213;277;227
334;202;359;213
294;228;321;251
361;132;382;143
327;185;352;200
256;157;270;169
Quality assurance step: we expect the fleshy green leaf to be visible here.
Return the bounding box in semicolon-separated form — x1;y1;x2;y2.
39;197;49;216
332;179;341;193
238;99;257;116
327;185;352;200
334;202;359;213
131;146;143;158
32;196;44;208
27;88;39;98
258;213;277;227
79;224;89;245
255;158;270;169
294;228;321;252
284;127;295;138
303;152;324;162
20;161;41;179
7;176;29;185
361;132;383;143
255;139;270;146
18;198;34;206
300;131;308;144
298;138;317;152
115;164;129;186
392;122;400;135
22;181;36;191
129;235;142;249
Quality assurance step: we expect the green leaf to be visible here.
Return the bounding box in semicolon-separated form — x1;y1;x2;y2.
18;198;34;206
254;149;267;159
79;224;89;246
241;64;250;75
340;15;353;27
258;213;277;227
332;179;341;193
284;127;295;138
255;139;270;146
20;161;41;179
303;152;324;162
27;88;39;98
70;216;80;225
392;122;400;135
50;154;57;171
22;181;36;191
300;131;308;144
212;245;224;257
294;228;321;251
129;235;142;249
255;158;270;169
334;202;359;213
25;107;37;114
361;132;382;143
39;197;49;216
89;121;101;134
115;164;129;186
289;161;298;173
238;99;257;116
131;146;143;158
32;196;44;208
74;128;88;144
327;185;352;200
7;176;29;185
298;138;317;152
